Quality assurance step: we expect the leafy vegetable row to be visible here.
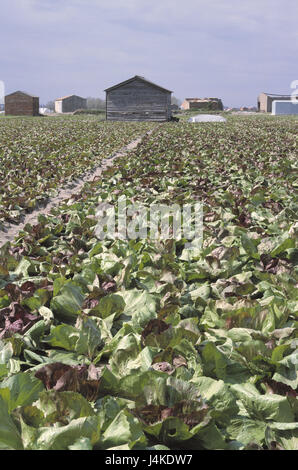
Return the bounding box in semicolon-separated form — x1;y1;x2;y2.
0;116;154;226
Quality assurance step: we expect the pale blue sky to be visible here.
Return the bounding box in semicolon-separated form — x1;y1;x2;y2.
1;0;297;107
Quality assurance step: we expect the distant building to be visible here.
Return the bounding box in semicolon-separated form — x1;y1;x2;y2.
240;106;258;112
171;103;179;112
257;93;292;113
181;98;223;111
55;95;87;113
5;91;39;116
105;75;172;121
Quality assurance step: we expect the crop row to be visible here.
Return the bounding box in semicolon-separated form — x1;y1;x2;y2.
0;116;155;226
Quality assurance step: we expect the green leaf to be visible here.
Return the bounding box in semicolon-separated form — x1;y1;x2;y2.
20;416;101;450
192;376;238;425
0;373;44;412
272;351;298;389
95;294;125;319
191;421;227;450
119;290;158;328
35;390;95;425
201;342;227;380
75;317;102;358
266;423;298;450
144;417;193;444
241;233;260;259
101;409;146;449
226;418;267;447
50;282;85;321
0;395;23;450
270;233;295;257
43;324;79;351
109;332;142;376
232;384;294;422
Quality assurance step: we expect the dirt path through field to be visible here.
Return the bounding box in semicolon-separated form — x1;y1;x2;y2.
0;130;153;248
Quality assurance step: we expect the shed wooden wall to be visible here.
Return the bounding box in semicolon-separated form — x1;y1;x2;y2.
55;96;87;113
5;93;39;116
106;79;171;121
61;96;87;113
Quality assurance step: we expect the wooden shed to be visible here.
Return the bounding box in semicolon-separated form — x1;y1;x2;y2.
105;76;172;121
5;91;39;116
55;95;87;113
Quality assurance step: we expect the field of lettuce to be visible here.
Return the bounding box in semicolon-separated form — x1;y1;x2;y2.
0;116;153;226
0;115;297;451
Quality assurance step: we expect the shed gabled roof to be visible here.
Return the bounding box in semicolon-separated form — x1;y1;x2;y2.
55;94;86;101
104;75;172;93
5;90;39;98
260;92;292;98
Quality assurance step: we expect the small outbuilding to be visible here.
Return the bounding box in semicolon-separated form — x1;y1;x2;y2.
55;95;87;113
181;98;223;111
257;93;292;113
5;91;39;116
105;75;172;121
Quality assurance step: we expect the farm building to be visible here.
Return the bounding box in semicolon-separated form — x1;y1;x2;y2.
55;95;87;113
257;93;292;113
181;98;223;111
105;75;172;122
5;91;39;116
